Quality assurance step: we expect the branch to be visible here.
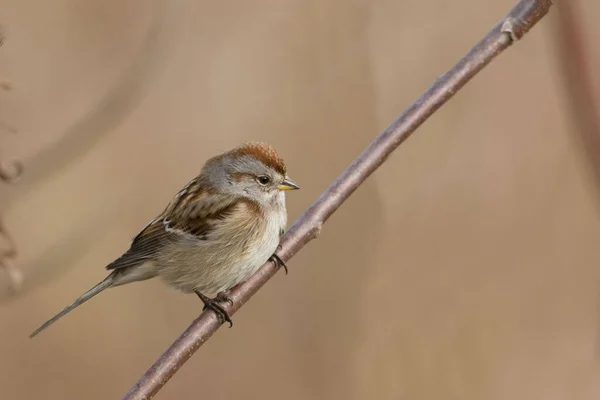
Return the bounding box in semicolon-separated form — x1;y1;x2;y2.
0;25;23;293
553;1;600;199
122;1;553;398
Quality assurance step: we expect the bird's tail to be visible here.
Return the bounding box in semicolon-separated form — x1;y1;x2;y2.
29;274;114;338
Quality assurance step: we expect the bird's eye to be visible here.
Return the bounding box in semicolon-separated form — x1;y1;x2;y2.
257;175;271;185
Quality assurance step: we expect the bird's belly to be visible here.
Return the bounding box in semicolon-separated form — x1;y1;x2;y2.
157;220;282;296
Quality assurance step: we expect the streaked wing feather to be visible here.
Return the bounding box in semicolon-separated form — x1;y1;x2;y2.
106;219;172;270
106;181;240;271
164;183;239;239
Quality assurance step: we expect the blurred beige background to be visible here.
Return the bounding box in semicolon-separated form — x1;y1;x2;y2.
1;0;600;399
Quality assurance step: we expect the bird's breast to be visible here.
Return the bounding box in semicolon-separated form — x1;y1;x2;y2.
156;205;287;295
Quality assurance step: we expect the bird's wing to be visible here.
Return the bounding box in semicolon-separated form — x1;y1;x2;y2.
162;180;241;239
106;180;240;271
105;217;173;270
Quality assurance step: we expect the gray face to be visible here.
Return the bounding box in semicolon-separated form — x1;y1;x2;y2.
205;154;285;206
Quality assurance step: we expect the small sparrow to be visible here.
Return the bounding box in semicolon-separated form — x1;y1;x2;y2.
30;142;299;337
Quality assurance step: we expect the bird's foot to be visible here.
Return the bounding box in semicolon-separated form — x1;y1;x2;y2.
269;246;288;274
195;291;233;328
215;291;234;306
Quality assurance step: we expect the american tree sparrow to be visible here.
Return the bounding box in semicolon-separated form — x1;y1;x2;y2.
30;142;299;337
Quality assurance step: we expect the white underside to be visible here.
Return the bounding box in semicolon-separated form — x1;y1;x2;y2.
156;193;286;295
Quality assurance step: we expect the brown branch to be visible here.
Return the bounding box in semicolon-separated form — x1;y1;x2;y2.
122;1;553;398
553;2;600;199
0;24;22;293
0;217;21;293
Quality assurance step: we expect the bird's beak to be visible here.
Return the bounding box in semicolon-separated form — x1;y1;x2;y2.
278;177;300;191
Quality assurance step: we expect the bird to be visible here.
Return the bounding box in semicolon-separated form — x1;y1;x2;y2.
30;142;299;337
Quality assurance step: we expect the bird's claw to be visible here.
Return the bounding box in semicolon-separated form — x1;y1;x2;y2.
269;252;288;275
215;291;234;306
195;291;233;328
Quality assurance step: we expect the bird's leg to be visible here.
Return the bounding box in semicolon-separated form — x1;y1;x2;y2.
194;291;233;328
269;245;288;274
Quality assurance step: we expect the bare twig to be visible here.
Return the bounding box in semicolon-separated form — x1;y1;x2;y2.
122;1;553;398
0;25;22;292
0;218;22;293
553;1;600;199
0;26;12;92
